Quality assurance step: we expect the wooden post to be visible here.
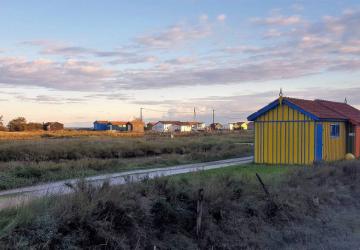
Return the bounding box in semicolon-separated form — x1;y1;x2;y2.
256;173;270;198
196;188;204;238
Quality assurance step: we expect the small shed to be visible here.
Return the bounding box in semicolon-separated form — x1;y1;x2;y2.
94;121;109;131
109;121;129;131
229;122;248;131
248;96;360;164
128;119;145;133
43;122;64;131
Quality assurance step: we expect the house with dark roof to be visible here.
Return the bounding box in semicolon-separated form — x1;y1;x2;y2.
43;122;64;131
248;96;360;164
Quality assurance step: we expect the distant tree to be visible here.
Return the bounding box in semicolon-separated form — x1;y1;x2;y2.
8;117;27;132
0;115;6;131
26;122;44;131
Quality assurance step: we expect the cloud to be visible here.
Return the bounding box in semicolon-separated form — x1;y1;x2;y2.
84;92;132;101
164;56;196;65
22;40;153;65
217;14;226;22
135;23;211;49
2;9;360;93
15;94;86;104
199;14;208;22
263;29;282;38
252;15;302;26
0;57;113;90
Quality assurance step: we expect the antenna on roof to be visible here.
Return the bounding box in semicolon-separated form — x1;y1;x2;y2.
344;97;348;104
279;88;284;105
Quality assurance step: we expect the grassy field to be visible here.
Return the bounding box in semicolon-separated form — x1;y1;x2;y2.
0;132;253;190
0;130;145;140
0;160;359;249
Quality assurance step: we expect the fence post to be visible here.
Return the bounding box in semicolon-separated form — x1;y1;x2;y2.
196;188;204;238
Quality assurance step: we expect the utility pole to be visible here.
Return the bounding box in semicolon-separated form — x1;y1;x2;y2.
212;109;215;124
140;107;144;121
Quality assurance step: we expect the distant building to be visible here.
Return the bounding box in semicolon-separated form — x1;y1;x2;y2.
229;122;248;131
108;121;129;131
94;121;109;131
152;121;181;132
152;121;205;132
128;119;145;133
188;121;206;131
210;123;223;130
43;122;64;131
146;122;157;130
93;119;144;133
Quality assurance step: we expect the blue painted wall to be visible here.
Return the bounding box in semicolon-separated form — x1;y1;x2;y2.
94;122;109;131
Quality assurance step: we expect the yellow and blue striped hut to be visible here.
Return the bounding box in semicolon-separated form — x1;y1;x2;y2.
247;96;360;164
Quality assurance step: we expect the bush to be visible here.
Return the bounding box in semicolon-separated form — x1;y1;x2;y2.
7;117;27;132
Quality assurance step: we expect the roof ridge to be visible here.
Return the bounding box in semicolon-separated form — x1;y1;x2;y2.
315;100;347;119
315;99;349;105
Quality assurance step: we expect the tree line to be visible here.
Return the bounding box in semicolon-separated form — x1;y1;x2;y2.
0;116;45;132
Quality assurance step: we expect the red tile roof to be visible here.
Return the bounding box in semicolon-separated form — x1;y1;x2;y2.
315;99;360;125
109;121;128;126
285;97;360;125
156;121;204;126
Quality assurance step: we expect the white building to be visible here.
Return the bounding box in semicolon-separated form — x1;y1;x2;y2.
152;121;206;132
229;122;248;131
152;121;181;132
188;122;206;131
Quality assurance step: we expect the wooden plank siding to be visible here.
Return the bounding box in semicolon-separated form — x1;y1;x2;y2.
322;122;346;161
254;103;316;165
255;104;311;164
356;126;360;158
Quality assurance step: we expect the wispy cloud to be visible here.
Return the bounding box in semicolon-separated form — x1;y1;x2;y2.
0;57;112;90
217;14;226;22
135;22;211;49
251;15;302;26
15;94;86;104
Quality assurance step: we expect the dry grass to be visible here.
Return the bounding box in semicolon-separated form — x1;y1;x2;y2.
0;130;144;140
0;133;253;190
0;160;359;249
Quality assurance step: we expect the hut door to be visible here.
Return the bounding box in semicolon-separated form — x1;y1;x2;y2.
315;124;323;161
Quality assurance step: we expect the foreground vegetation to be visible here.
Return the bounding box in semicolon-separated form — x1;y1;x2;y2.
0;160;359;249
0;132;253;190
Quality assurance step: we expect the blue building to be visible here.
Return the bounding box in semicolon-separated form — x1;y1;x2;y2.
93;121;110;131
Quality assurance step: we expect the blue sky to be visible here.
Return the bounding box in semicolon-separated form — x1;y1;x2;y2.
1;0;360;126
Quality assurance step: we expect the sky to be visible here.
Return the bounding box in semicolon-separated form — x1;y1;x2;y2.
1;0;360;127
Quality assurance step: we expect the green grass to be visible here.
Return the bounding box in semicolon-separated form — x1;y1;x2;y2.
169;163;297;184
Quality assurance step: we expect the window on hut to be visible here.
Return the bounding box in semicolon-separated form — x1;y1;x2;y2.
330;124;340;138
